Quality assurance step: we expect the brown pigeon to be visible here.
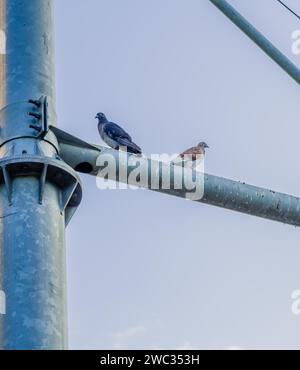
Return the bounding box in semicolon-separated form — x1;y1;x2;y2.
179;142;209;161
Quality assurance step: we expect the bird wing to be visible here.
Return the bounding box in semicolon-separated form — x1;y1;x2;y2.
103;122;132;141
116;137;142;154
180;146;199;157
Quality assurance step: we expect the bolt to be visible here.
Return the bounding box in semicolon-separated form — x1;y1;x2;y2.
30;124;42;132
28;112;42;120
28;99;41;107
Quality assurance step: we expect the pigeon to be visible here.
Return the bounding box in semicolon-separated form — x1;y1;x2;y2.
179;142;209;161
172;142;209;168
96;112;142;155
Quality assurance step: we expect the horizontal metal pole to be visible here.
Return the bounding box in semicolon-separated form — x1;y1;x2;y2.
209;0;300;84
59;142;300;227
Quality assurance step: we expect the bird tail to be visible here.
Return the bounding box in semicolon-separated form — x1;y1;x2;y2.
118;138;142;155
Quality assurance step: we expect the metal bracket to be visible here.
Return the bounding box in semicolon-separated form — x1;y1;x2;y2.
2;165;13;206
28;96;49;138
0;156;82;225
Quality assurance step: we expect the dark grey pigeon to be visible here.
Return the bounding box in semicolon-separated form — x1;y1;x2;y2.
96;112;142;155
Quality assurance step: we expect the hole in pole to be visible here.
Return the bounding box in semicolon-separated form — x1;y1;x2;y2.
74;162;93;174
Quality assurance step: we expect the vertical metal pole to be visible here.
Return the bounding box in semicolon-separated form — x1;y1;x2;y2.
0;0;80;349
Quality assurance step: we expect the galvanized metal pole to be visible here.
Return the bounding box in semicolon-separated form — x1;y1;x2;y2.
57;141;300;227
0;0;81;349
209;0;300;84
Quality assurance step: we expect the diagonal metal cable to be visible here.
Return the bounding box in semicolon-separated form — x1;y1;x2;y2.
275;0;300;21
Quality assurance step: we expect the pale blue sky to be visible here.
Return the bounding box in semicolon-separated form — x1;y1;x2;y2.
54;0;300;349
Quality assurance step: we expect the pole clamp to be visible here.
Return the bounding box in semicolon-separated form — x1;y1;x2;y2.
28;96;49;138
